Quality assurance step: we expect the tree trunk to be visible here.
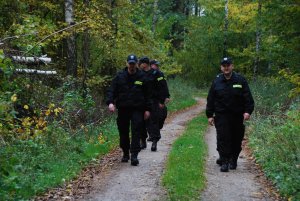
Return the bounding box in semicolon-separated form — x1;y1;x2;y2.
194;2;198;16
82;0;90;93
152;0;159;34
65;0;77;77
254;0;262;80
170;0;186;51
223;0;229;57
111;0;118;37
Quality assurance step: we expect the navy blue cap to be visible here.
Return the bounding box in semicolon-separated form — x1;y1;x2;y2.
221;57;232;65
127;54;138;64
139;56;150;64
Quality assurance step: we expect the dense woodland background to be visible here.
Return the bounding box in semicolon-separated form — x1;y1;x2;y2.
0;0;299;200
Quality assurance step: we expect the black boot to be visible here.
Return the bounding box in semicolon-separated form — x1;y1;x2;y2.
220;159;229;172
140;139;147;149
151;140;157;152
216;158;222;166
121;150;130;162
131;153;139;166
229;157;238;170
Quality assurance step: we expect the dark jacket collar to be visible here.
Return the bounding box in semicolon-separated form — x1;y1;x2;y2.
221;71;237;81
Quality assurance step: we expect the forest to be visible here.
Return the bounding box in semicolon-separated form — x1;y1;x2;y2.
0;0;299;200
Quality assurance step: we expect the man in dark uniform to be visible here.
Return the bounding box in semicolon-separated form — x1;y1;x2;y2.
139;57;165;152
106;54;151;166
150;59;170;130
206;57;254;172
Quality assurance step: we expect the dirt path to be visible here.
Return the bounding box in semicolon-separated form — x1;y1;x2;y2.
200;126;275;201
79;100;206;201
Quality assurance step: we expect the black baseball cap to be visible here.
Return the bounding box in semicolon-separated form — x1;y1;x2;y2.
221;57;233;65
139;56;150;64
150;60;160;65
127;54;138;64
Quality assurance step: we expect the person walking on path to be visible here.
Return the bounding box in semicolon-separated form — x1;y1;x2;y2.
150;59;170;130
106;54;152;166
139;57;165;151
206;57;255;172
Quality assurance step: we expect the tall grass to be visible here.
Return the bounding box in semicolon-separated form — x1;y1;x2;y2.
248;77;300;200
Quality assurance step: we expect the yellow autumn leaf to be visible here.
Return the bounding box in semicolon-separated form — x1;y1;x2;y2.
45;109;51;116
11;94;17;102
54;108;59;116
17;128;24;133
24;105;29;110
98;133;106;144
37;118;47;128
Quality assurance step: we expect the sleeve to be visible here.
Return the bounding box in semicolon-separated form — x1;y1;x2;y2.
157;72;169;104
242;78;255;115
106;75;118;105
206;81;216;118
160;72;170;98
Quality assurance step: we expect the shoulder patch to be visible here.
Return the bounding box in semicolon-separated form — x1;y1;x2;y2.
233;84;242;88
157;77;164;81
134;81;143;85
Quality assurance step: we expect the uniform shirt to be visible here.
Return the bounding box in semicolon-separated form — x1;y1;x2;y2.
106;67;152;111
206;72;254;118
143;69;167;104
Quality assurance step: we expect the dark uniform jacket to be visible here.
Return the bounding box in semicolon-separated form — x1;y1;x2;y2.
106;67;152;111
206;72;254;118
159;71;170;100
143;69;168;104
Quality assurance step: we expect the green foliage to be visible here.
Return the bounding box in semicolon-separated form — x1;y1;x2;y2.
0;117;119;200
279;69;300;98
248;78;300;200
162;114;208;201
250;77;292;115
167;77;206;112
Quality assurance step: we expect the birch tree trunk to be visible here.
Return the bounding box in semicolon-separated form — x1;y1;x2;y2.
65;0;77;77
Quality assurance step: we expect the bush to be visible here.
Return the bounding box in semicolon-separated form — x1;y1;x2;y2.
248;77;300;200
0;117;119;200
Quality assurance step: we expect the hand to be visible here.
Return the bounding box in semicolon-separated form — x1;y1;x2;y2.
159;103;165;109
243;113;251;121
208;117;214;126
165;98;170;104
108;103;115;113
144;111;150;120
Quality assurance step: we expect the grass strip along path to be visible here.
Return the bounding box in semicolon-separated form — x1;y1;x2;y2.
162;113;208;201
